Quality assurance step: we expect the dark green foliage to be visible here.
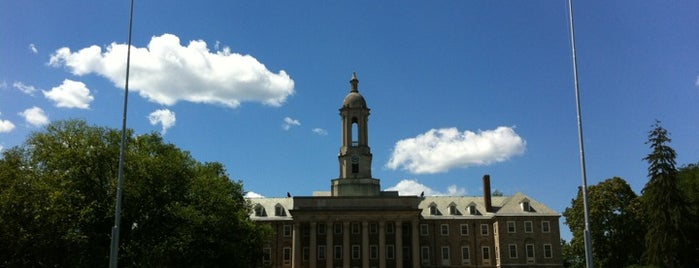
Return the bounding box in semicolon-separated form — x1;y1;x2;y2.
677;163;699;265
563;177;644;268
0;120;268;267
640;120;689;267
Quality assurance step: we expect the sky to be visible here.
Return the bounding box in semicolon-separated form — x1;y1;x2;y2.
1;1;698;240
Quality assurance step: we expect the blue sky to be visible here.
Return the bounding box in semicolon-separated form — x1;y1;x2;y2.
2;1;698;240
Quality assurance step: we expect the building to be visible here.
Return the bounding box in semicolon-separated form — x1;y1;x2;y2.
247;73;562;268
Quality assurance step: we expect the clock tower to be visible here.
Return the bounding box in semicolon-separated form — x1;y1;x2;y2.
331;73;381;196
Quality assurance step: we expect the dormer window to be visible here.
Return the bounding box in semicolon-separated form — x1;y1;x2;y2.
448;202;459;215
520;198;531;212
254;204;267;217
275;204;286;216
468;202;478;215
429;203;439;215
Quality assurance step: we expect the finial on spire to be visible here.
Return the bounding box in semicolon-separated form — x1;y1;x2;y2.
350;72;359;92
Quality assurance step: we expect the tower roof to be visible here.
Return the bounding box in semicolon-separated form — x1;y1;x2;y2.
342;72;367;108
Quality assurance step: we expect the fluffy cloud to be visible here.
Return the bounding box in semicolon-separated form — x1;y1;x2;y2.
148;109;176;134
244;191;264;198
282;117;300;130
13;81;38;95
43;79;94;109
312;128;328;136
19;106;49;127
386;179;466;196
29;43;38;54
386;126;525;174
0;119;15;133
49;33;294;108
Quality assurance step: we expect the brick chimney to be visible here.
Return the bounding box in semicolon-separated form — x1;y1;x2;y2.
483;174;492;212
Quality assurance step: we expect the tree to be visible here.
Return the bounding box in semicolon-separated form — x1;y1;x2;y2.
0;120;269;267
677;163;699;265
563;177;644;268
640;120;689;267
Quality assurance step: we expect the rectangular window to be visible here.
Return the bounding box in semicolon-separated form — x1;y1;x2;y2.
275;206;285;216
460;224;469;236
352;222;360;234
370;223;378;234
482;246;491;261
420;224;429;236
318;223;326;235
480;224;489;236
386;245;395;260
509;244;518;258
334;223;343;234
334;245;343;259
263;247;271;264
283;224;292;237
421;246;430;264
430;206;438;215
544;244;553;259
440;224;449;236
386;222;394;234
370;245;378;260
526;243;535;260
461;246;470;264
542;221;551;233
469;205;477;215
525;221;533;233
283;247;292;261
449;205;458;215
507;221;516;233
303;247;309;261
352;245;360;260
441;246;450;261
318;245;326;260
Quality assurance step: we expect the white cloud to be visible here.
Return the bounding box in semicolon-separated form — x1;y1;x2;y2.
386;179;466;196
43;79;94;109
282;117;300;130
13;81;38;95
695;76;699;89
148;109;176;134
386;126;526;174
49;33;294;108
0;119;15;133
19;106;49;127
29;43;38;54
312;128;328;136
0;145;3;153
244;191;264;198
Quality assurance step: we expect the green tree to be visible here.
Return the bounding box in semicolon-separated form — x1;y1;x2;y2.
677;163;699;265
563;177;644;268
640;120;689;267
0;120;268;267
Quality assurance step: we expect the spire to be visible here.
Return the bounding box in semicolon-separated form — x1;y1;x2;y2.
350;72;359;93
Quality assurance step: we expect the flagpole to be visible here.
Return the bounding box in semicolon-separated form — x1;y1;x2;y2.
109;0;135;267
567;0;594;267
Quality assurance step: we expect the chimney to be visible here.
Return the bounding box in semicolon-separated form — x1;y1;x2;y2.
483;174;492;212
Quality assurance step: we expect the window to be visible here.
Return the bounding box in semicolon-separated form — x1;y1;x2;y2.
283;224;292;237
403;246;410;261
429;205;438;215
303;247;309;261
386;222;394;234
275;204;286;216
334;245;343;259
386;245;395;260
509;244;518;258
482;246;491;261
541;221;550;233
468;204;478;215
370;223;378;234
521;199;531;212
254;205;266;217
441;246;450;262
334;223;343;234
283;247;292;261
370;245;378;260
526;243;535;261
544;244;553;259
460;224;469;236
351;163;359;173
440;224;449;236
352;222;360;234
263;247;271;264
420;224;429;236
461;246;470;264
480;224;489;236
318;223;326;235
449;204;458;215
524;221;533;233
318;245;326;260
507;221;516;233
352;245;360;260
421;246;430;264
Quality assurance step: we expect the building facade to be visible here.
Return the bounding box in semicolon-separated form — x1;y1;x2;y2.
247;74;562;268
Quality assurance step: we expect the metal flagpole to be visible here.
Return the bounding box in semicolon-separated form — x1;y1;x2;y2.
109;0;135;267
566;0;594;267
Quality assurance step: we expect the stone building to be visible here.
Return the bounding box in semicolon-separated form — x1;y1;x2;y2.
247;73;562;268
